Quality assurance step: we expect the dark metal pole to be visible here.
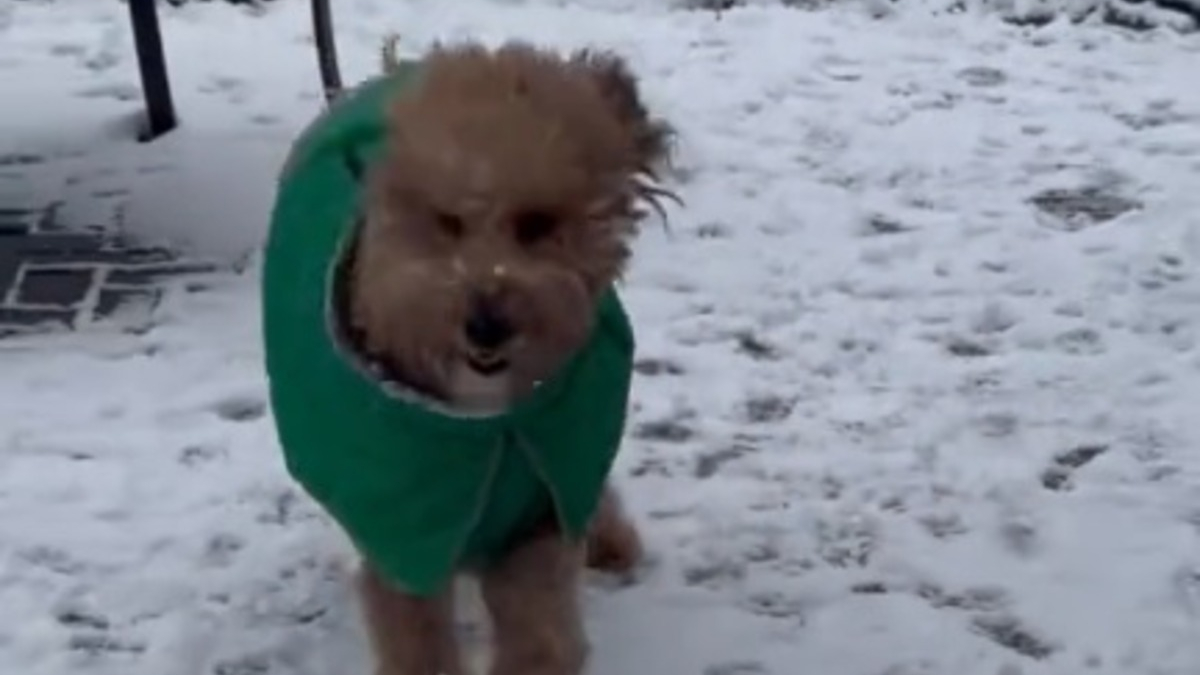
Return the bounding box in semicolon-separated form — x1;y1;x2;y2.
311;0;343;103
128;0;178;140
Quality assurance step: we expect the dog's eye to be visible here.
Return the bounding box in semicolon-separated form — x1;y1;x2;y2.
513;210;558;245
435;211;464;238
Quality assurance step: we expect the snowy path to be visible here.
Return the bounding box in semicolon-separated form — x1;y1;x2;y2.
3;1;1200;674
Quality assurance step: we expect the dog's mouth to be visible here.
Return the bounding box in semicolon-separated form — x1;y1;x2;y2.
466;352;510;376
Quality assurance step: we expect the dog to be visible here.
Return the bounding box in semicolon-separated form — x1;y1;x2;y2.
261;39;675;675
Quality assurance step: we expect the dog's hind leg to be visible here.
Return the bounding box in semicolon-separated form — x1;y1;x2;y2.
480;531;588;675
585;483;643;575
358;562;464;675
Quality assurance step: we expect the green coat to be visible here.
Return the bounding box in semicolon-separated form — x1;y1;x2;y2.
260;65;635;596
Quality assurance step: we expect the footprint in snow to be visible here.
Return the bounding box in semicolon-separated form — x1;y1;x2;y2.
55;606;145;659
69;633;146;657
734;330;782;361
693;222;730;239
970;302;1019;335
200;75;252;97
682;556;746;589
633;418;696;444
0;152;43;167
878;661;943;675
943;334;998;358
813;511;879;569
17;545;87;575
858;213;914;236
81;25;123;73
865;583;1055;660
916;583;1012;612
970;614;1057;660
1029;185;1141;231
740;394;795;424
49;43;87;57
681;0;742;9
629;456;676;479
212;395;267;423
740;590;806;623
998;519;1040;559
957;66;1008;87
1137;254;1190;290
1112;99;1192;130
853;581;1012;614
1040;444;1108;491
179;443;227;467
693;442;756;479
1184;509;1200;536
1169;565;1200;616
704;661;769;675
633;357;685;377
254;488;311;526
213;654;271;675
202;533;246;568
76;83;141;102
1052;327;1105;356
975;412;1019;439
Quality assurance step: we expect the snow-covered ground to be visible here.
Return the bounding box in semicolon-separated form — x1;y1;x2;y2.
3;1;1200;674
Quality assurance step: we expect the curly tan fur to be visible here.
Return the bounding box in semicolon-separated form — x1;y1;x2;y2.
344;41;675;675
350;41;673;411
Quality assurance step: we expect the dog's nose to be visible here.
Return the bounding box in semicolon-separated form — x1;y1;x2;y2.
464;298;515;350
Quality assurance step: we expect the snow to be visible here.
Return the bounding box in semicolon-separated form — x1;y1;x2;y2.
3;1;1200;674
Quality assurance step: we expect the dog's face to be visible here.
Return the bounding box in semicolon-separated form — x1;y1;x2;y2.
349;42;673;411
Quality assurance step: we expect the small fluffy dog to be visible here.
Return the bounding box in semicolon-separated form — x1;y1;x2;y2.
262;39;675;675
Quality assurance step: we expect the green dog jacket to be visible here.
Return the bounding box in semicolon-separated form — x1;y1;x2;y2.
261;65;635;596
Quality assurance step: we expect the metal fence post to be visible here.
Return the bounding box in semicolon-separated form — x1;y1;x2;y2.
311;0;343;103
128;0;178;140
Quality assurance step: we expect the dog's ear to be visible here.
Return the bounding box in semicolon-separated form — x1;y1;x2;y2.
570;49;674;176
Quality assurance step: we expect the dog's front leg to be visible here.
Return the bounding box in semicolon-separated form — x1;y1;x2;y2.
358;562;464;675
481;531;588;675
